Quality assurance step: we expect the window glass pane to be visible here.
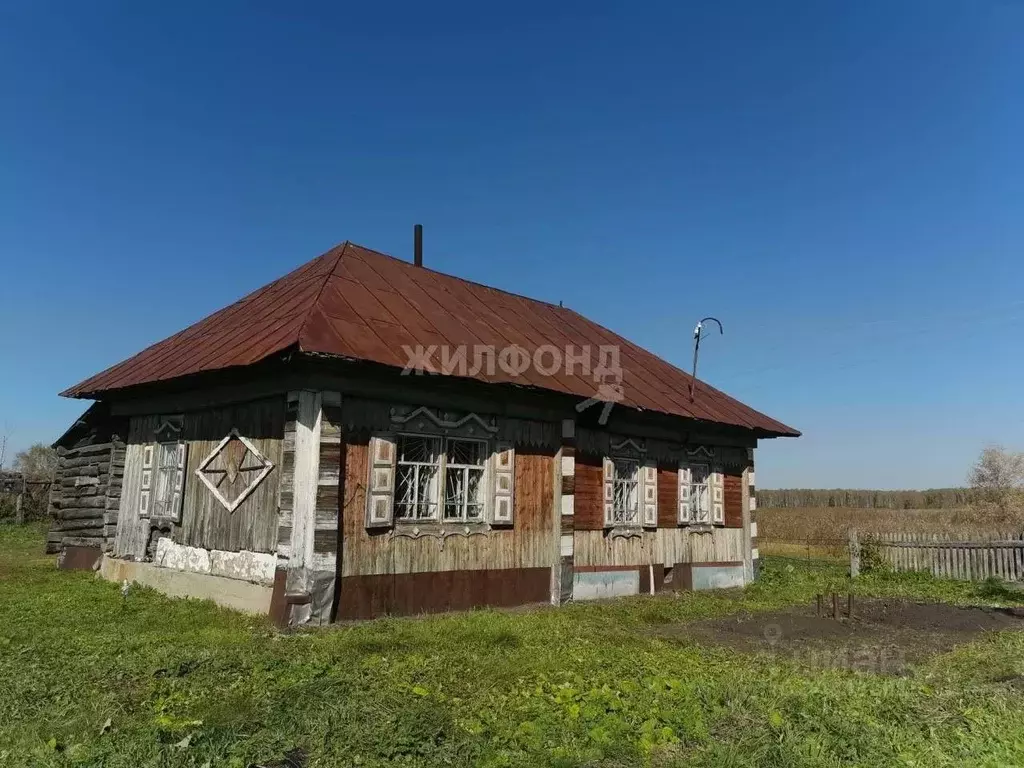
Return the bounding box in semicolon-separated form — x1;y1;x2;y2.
395;435;442;520
612;458;639;524
446;439;485;466
415;463;439;519
465;468;484;519
395;464;416;520
688;463;710;521
444;468;465;521
442;465;485;522
398;435;441;464
154;442;178;514
440;441;487;523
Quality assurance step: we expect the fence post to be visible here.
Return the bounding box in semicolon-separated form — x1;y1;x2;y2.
849;529;860;578
14;492;24;525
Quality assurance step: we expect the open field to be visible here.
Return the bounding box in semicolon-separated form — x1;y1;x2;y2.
5;523;1024;766
759;505;1024;554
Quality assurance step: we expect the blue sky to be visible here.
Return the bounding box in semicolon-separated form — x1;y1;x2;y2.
1;1;1022;488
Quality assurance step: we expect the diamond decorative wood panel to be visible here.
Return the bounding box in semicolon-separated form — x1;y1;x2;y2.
195;429;275;513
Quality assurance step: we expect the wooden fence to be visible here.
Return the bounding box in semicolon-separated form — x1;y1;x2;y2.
850;530;1024;582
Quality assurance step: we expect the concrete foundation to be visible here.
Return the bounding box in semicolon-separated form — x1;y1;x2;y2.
100;556;273;616
678;562;746;591
573;569;640;601
153;538;276;585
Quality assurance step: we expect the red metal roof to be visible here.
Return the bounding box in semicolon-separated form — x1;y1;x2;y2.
63;242;799;437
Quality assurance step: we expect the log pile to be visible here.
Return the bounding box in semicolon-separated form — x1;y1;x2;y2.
46;440;125;554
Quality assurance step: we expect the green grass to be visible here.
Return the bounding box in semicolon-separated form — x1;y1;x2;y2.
4;523;1024;767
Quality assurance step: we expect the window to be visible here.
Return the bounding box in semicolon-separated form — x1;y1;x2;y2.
679;461;723;525
393;435;488;523
139;417;187;521
611;457;640;525
152;442;182;517
688;463;711;523
443;438;486;522
394;435;442;521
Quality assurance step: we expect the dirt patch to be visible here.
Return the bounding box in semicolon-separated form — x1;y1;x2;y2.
654;599;1024;674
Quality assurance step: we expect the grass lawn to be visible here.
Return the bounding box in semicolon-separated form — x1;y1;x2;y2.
4;523;1024;767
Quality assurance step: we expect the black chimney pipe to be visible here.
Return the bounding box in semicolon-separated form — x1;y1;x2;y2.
414;224;423;267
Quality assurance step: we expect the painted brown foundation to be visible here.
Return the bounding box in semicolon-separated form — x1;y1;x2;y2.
336;567;551;620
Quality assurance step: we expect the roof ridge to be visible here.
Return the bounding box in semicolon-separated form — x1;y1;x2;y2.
297;241;349;351
348;241;568;311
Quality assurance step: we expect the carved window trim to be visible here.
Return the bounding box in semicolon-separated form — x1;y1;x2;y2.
389;406;498;438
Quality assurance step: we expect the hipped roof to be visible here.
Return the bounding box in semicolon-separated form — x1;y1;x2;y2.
63;242;799;438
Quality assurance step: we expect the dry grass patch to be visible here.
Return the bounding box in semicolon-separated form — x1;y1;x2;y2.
759;505;1024;547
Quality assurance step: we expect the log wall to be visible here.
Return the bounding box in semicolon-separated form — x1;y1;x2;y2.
47;404;128;555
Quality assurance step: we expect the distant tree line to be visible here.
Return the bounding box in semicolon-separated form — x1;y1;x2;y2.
758;488;974;510
762;446;1024;512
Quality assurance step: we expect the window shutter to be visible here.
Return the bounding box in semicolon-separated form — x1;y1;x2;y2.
641;460;658;527
139;444;153;518
711;466;725;524
171;442;188;522
491;442;515;525
677;463;691;524
366;434;396;528
602;457;615;527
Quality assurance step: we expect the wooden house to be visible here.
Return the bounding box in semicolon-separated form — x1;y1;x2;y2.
53;238;798;626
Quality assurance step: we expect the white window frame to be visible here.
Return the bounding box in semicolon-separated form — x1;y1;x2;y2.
611;456;641;527
393;433;491;525
152;441;180;518
393;434;443;522
685;462;712;524
442;437;488;523
139;416;187;522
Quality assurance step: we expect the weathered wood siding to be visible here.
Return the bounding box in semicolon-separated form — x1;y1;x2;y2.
116;398;284;560
747;452;758;561
573;527;747;568
339;434;557;577
656;464;677;528
724;470;743;528
174;398;284;553
115;415;159;559
314;396;343;565
574;453;604;530
573;447;747;567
